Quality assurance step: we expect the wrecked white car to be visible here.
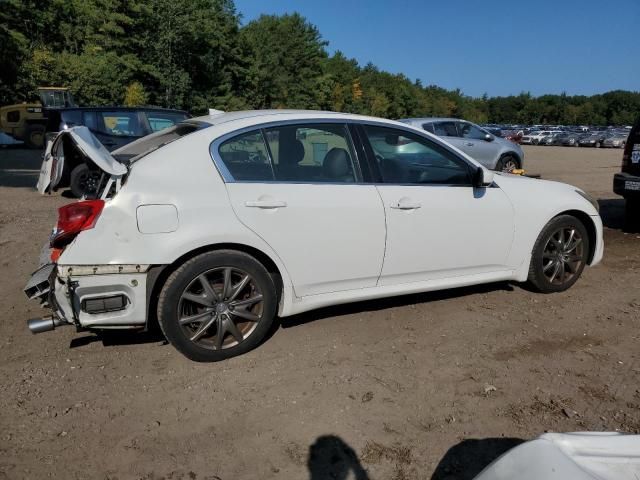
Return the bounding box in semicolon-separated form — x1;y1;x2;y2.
25;111;603;362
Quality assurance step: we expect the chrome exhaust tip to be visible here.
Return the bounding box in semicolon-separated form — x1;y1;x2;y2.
28;317;66;334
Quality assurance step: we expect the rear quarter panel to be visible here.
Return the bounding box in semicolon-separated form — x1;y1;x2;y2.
57;127;293;289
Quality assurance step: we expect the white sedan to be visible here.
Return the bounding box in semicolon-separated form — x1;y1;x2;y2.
25;110;604;361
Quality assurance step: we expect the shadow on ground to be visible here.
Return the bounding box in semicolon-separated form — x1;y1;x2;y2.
308;435;369;480
304;435;524;480
69;329;167;349
280;281;515;329
599;198;639;232
430;437;525;480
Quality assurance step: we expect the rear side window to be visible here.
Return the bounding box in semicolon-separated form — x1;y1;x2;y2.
216;123;358;183
263;124;356;183
99;111;144;137
218;131;273;181
422;123;435;134
433;122;459;137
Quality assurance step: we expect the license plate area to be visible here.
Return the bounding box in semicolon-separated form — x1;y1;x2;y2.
625;180;640;191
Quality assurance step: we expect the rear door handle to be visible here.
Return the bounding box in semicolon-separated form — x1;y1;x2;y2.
245;200;287;209
390;201;421;210
465;142;474;146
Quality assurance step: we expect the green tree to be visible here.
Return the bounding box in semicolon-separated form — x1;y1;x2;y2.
124;81;148;106
241;13;326;109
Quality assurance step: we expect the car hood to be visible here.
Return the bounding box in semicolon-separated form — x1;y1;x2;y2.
491;171;598;215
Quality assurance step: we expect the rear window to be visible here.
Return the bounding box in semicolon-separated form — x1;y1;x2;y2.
145;111;189;132
113;122;208;163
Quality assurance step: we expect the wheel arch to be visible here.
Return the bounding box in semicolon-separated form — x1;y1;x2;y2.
499;150;522;167
145;243;286;330
554;209;597;264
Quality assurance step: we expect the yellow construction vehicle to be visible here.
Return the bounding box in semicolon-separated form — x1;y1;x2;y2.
0;87;76;149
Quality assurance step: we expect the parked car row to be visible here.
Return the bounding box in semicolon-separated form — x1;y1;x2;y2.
519;130;629;148
481;123;632;148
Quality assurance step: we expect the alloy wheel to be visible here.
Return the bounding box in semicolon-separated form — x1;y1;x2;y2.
177;267;264;350
502;158;518;172
78;170;102;195
542;227;584;286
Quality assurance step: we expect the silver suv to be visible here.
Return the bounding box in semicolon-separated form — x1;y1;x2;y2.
399;117;524;171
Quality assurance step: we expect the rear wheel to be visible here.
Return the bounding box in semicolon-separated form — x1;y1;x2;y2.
157;250;277;362
595;141;601;148
527;215;590;293
69;163;101;198
25;124;45;149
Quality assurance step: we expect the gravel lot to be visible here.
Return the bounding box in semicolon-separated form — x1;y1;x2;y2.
0;145;638;480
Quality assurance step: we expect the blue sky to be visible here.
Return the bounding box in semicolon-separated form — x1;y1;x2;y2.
235;0;639;98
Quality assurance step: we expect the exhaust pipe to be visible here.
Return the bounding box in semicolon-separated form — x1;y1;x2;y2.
28;317;67;334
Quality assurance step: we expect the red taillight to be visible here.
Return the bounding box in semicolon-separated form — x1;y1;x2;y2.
50;200;104;248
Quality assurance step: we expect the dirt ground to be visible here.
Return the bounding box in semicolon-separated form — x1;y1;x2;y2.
0;145;638;480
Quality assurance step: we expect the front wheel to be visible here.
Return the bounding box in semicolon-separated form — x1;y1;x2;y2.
527;215;590;293
157;250;277;362
496;155;519;172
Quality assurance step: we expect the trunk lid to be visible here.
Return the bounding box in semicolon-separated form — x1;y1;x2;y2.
37;126;127;194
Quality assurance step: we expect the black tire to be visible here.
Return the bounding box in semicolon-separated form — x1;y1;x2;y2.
25;124;45;149
624;198;639;231
595;141;601;148
495;155;519;172
157;250;277;362
527;215;590;293
69;163;101;198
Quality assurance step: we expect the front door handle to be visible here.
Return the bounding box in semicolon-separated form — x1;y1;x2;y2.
465;142;474;146
245;200;287;209
390;201;421;210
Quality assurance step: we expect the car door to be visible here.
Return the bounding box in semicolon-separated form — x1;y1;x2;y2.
456;121;497;168
359;124;515;285
216;123;386;297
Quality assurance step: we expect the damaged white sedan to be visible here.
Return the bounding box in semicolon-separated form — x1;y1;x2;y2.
25;110;604;362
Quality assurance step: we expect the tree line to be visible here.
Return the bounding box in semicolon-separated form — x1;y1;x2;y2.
1;0;638;125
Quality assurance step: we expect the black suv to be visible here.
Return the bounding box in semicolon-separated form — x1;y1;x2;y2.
46;107;190;151
45;107;190;197
613;118;640;221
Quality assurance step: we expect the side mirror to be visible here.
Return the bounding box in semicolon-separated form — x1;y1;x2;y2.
484;133;494;142
473;167;494;188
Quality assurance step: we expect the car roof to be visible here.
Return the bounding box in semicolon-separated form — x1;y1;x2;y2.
192;109;415;128
400;117;463;124
56;106;189;114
